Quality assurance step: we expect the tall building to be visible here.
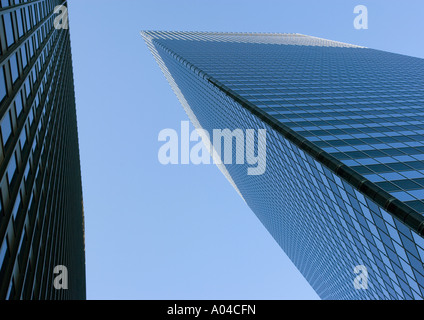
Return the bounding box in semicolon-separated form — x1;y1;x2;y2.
0;1;85;299
142;31;424;299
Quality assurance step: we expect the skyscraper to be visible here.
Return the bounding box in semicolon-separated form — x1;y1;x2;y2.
0;1;85;299
142;31;424;299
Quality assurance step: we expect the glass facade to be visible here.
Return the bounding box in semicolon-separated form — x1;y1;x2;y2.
142;31;424;299
0;0;85;299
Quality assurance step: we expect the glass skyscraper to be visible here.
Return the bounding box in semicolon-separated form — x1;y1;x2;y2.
0;1;85;299
142;31;424;299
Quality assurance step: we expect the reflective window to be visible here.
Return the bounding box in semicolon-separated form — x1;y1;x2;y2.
16;9;24;38
0;66;6;102
0;240;8;276
19;128;27;150
21;46;28;70
3;13;15;47
1;112;12;146
6;278;15;300
11;192;21;219
7;152;17;186
15;91;23;118
1;0;9;8
9;53;19;83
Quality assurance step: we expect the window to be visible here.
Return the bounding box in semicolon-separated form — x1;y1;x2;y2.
33;35;38;52
1;0;9;8
16;9;24;38
11;192;21;220
3;13;15;47
24;78;31;98
28;107;34;126
0;239;9;278
0;240;7;269
29;36;37;56
32;6;37;26
31;68;36;84
0;67;6;102
17;228;27;268
21;46;28;70
31;137;36;153
9;53;19;84
28;193;34;215
1;112;12;147
25;7;32;32
15;91;23;118
20;128;27;150
6;278;15;300
7;153;17;186
24;162;30;182
29;39;34;58
24;163;31;190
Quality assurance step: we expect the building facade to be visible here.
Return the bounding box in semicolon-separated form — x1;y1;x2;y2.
0;0;85;299
142;31;424;299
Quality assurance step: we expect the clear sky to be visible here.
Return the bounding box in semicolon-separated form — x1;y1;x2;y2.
66;0;424;300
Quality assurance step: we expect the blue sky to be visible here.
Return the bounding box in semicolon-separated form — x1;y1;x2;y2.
66;0;424;300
